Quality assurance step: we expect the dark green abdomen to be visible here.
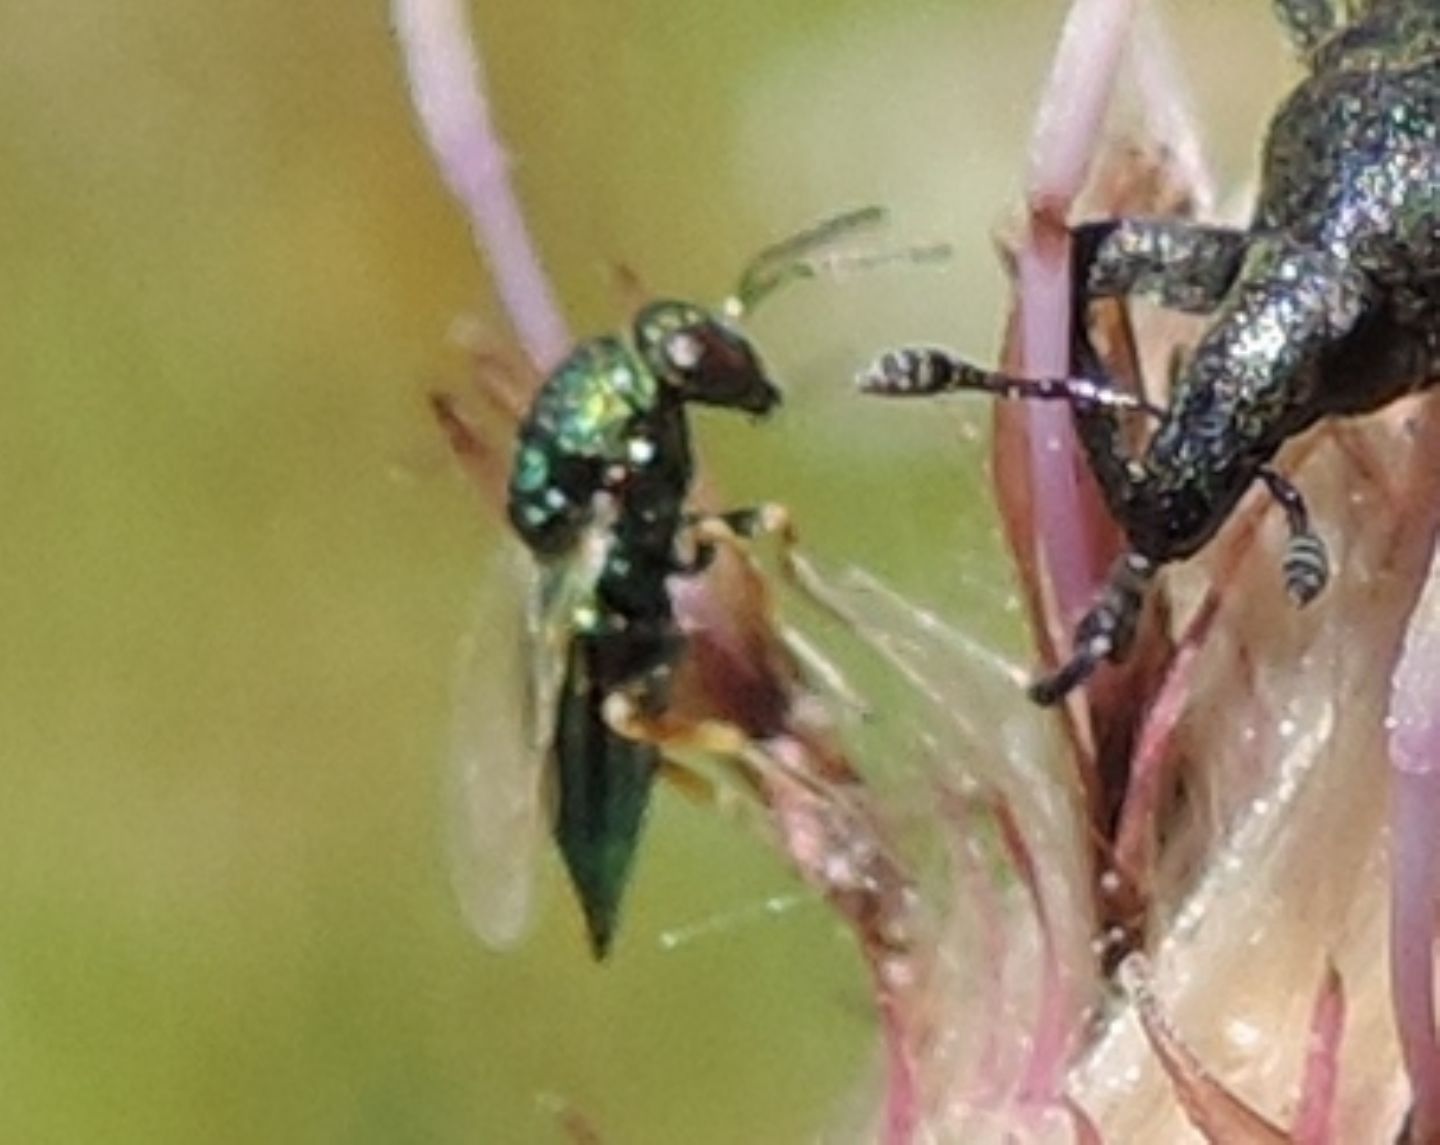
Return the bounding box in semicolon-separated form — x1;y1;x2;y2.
552;632;660;959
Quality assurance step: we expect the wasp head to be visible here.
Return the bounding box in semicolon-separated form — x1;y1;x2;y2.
633;300;782;416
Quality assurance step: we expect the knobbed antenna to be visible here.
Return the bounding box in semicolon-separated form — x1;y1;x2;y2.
723;206;951;320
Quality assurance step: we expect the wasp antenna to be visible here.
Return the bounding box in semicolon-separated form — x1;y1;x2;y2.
729;209;955;318
729;205;892;317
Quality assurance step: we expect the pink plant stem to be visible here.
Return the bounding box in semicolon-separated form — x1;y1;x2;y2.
392;0;571;371
1018;0;1139;628
1291;961;1345;1145
757;734;918;1145
1112;593;1221;883
1389;532;1440;1141
1063;1096;1104;1144
872;970;919;1145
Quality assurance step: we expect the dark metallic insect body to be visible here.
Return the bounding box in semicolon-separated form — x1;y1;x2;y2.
862;0;1439;703
508;302;780;957
440;206;926;957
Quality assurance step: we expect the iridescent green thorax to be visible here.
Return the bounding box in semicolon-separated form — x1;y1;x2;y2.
524;336;659;459
506;335;669;558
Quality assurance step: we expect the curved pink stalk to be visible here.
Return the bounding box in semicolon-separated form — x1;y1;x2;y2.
1389;534;1440;1141
1064;1096;1104;1145
1017;0;1140;629
873;971;919;1145
755;736;918;1145
1291;961;1345;1145
392;0;571;371
1111;589;1221;886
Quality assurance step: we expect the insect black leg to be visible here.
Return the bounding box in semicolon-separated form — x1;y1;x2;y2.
1072;220;1251;316
1269;0;1345;54
1029;551;1157;705
858;347;1164;415
858;345;1160;528
1258;467;1330;605
1061;220;1252;522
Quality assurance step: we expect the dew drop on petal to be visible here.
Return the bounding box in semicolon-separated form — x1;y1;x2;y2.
1225;1017;1261;1050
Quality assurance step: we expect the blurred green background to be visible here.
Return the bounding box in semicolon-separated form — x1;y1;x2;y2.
0;2;1288;1141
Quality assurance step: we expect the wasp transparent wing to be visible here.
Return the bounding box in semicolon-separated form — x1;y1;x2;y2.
447;543;551;951
449;524;611;950
528;518;611;742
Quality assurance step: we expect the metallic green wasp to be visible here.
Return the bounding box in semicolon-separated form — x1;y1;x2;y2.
440;208;915;958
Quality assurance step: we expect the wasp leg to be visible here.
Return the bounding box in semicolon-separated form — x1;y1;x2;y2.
658;758;765;810
1073;219;1250;316
679;509;872;718
1270;0;1345;55
1029;551;1158;705
670;533;720;577
686;503;873;635
1258;467;1331;605
602;685;750;759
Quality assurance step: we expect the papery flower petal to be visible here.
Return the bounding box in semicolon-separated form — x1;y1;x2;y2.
1120;955;1290;1142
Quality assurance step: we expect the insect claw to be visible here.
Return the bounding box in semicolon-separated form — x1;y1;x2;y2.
1029;623;1117;705
1028;654;1095;706
1027;672;1067;707
1031;551;1153;704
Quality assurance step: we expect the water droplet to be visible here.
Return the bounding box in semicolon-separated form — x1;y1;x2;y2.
1225;1017;1261;1049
